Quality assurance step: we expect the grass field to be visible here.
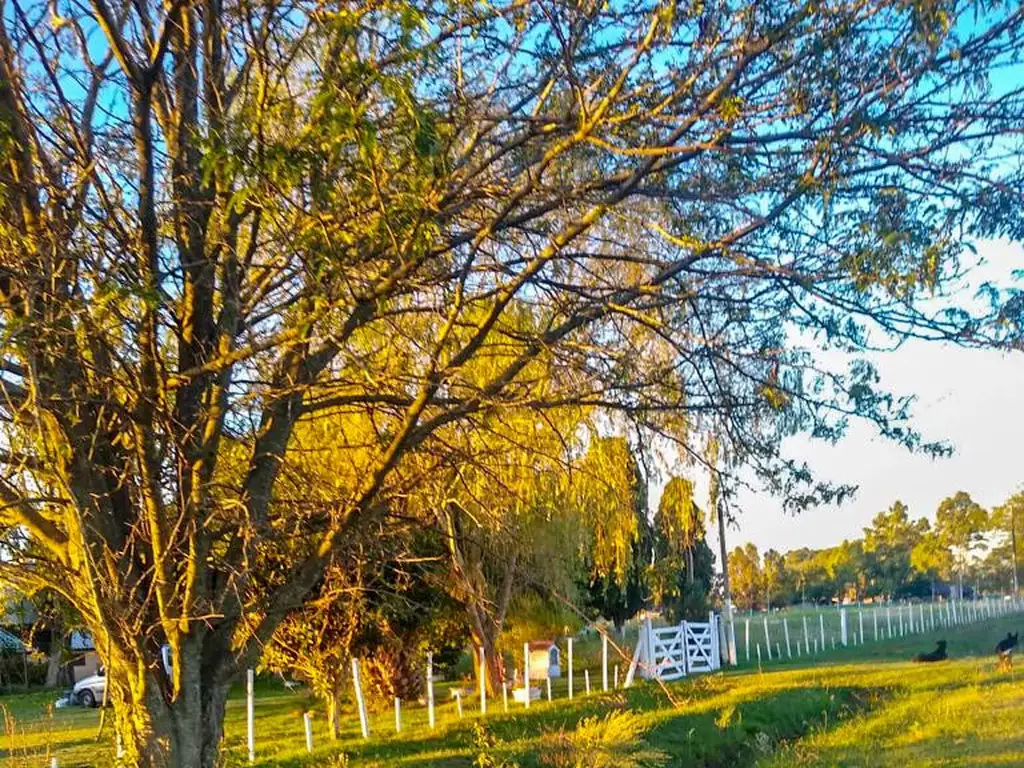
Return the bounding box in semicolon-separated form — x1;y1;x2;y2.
2;608;1023;767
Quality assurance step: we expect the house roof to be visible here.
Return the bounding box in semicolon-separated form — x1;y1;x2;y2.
70;631;95;651
528;641;557;651
0;627;27;652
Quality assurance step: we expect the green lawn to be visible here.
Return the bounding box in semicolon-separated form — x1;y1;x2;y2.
2;611;1022;767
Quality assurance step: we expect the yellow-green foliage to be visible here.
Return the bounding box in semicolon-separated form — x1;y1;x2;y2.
540;710;669;768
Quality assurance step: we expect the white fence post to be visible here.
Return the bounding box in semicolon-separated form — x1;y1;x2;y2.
427;652;436;729
395;698;402;732
602;634;609;691
478;646;487;715
568;637;574;699
840;609;848;647
247;668;255;764
455;690;463;718
524;642;531;708
859;609;865;645
763;617;772;660
886;606;892;638
502;682;508;712
783;618;792;659
585;669;591;695
803;616;810;655
819;613;825;650
303;711;313;753
710;611;720;669
681;620;689;675
352;658;369;739
547;676;553;701
745;619;751;662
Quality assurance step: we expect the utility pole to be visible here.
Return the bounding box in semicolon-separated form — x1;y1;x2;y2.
1012;504;1020;596
717;496;737;666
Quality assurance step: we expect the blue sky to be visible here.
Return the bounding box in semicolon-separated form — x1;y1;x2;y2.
722;238;1024;556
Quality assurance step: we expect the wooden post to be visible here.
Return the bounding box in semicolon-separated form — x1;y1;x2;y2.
602;634;609;691
478;646;487;715
247;668;255;764
763;617;772;660
352;658;369;739
523;642;531;708
303;711;313;753
585;669;591;695
745;619;751;662
783;618;792;659
568;637;574;699
427;652;436;729
395;698;402;732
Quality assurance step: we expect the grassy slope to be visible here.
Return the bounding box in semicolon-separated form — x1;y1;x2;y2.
2;614;1022;767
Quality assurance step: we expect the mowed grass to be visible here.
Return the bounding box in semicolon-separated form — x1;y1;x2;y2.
2;612;1023;767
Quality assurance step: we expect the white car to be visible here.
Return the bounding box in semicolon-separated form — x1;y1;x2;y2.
73;646;173;707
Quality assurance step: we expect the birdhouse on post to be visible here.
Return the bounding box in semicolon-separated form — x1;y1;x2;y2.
528;641;561;679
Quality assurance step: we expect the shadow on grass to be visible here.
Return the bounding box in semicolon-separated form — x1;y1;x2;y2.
259;677;889;768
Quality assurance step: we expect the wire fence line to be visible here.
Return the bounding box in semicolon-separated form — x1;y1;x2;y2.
732;595;1024;666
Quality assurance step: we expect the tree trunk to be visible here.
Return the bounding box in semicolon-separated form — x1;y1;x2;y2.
106;641;233;768
45;635;62;688
470;624;507;695
326;689;342;740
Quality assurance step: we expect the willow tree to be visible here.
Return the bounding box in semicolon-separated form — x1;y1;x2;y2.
2;0;1024;764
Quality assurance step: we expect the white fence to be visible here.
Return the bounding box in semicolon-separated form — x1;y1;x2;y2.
626;613;721;684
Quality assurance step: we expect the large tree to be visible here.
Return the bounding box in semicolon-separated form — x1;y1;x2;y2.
2;0;1024;765
863;501;928;599
990;492;1024;595
935;491;989;599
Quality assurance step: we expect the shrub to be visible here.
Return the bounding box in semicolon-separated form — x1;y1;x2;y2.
540;710;669;768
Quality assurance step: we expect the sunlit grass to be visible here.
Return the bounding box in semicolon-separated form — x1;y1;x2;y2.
2;613;1022;766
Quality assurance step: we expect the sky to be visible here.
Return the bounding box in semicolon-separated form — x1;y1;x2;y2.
719;239;1024;557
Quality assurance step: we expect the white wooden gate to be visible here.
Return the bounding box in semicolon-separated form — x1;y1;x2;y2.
626;614;722;685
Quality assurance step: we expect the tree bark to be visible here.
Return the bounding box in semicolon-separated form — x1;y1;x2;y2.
106;642;233;768
45;632;62;688
326;688;342;740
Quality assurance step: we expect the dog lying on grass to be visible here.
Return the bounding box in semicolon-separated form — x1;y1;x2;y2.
912;640;947;663
996;632;1018;671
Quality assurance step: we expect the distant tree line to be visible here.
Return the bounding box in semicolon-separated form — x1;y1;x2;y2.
728;491;1024;609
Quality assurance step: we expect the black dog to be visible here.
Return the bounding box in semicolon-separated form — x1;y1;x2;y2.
912;640;948;663
996;632;1018;671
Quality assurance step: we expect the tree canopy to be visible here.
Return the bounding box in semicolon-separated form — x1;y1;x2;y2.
1;0;1023;764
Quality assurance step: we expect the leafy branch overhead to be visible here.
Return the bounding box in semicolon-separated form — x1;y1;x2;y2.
0;0;1022;765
